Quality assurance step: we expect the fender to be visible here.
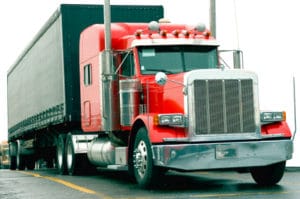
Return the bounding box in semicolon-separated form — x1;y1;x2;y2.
132;114;186;143
261;121;292;138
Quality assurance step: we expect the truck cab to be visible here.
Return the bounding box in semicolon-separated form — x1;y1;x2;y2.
79;21;293;188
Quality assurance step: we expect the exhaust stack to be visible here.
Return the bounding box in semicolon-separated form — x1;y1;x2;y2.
101;0;120;131
104;0;111;51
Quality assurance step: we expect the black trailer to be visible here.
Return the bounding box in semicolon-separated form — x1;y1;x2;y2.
7;4;163;170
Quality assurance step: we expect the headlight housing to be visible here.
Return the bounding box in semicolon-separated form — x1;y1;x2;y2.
155;114;186;127
260;111;286;123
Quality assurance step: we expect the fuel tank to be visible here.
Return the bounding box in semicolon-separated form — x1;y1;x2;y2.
119;79;142;126
87;138;115;166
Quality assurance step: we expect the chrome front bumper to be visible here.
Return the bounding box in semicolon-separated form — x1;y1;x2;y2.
152;139;293;170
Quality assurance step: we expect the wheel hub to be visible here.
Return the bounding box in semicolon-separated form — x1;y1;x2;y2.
66;144;73;169
57;145;63;168
133;140;148;178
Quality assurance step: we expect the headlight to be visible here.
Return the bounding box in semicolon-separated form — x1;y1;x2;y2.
261;111;286;123
157;114;185;126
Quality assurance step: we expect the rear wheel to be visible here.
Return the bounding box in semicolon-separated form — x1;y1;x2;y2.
10;156;17;170
66;133;76;175
65;133;96;175
133;127;159;188
26;155;35;170
250;161;286;186
9;142;17;170
16;140;25;170
57;134;67;174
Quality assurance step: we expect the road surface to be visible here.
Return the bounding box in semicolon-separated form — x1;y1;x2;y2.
1;168;300;199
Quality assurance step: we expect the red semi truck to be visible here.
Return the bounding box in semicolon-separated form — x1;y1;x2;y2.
7;4;293;188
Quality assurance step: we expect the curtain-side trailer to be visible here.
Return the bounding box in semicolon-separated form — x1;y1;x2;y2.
7;4;163;171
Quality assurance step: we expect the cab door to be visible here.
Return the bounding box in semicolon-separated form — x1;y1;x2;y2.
80;58;101;132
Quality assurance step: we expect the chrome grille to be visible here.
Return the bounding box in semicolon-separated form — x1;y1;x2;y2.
194;79;256;135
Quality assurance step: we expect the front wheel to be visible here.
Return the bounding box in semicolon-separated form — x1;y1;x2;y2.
133;127;159;188
250;161;286;186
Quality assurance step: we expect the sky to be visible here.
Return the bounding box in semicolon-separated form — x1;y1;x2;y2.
0;0;299;165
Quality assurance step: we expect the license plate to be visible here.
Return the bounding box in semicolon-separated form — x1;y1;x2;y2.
215;144;237;159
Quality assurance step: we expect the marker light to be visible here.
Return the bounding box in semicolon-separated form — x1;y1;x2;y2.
160;30;167;37
203;31;211;39
172;30;180;37
135;29;143;38
182;30;190;37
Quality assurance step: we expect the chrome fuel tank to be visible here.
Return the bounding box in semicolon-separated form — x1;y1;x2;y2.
87;138;115;166
119;79;141;126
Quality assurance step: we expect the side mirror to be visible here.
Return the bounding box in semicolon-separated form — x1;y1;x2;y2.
155;72;167;86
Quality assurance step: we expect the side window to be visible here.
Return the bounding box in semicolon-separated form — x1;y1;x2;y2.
84;64;92;86
114;51;135;77
122;52;134;76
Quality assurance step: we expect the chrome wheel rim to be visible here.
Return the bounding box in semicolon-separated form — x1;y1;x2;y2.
57;142;63;169
66;143;73;169
134;140;148;178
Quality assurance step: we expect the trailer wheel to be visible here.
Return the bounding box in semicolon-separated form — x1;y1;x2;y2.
16;140;25;170
133;127;159;188
57;135;67;174
10;156;17;170
9;142;17;170
250;161;286;186
26;155;35;170
16;152;25;170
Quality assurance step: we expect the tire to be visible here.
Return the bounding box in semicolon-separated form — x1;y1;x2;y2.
66;133;78;175
9;142;17;170
26;155;35;170
250;161;286;186
57;135;67;174
10;156;17;170
16;141;25;170
133;127;159;188
65;133;96;175
16;153;25;170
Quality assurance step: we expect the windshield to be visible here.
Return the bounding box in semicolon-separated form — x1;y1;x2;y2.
138;45;218;75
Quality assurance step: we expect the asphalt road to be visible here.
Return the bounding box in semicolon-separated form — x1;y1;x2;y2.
1;168;300;199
